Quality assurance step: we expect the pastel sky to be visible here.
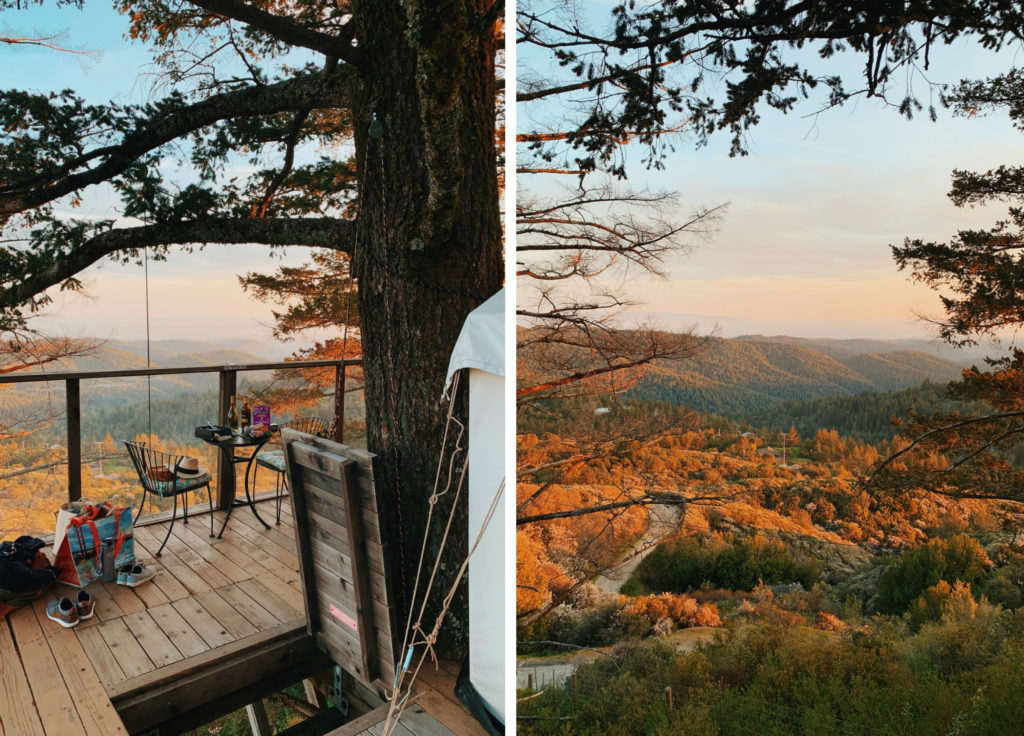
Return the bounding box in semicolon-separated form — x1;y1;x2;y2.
519;15;1024;342
0;3;318;345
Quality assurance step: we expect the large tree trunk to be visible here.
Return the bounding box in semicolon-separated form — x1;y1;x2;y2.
351;0;502;656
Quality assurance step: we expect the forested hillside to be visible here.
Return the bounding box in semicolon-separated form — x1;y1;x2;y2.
740;382;992;442
627;337;963;414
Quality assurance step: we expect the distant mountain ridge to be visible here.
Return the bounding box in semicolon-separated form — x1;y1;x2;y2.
628;336;965;415
2;339;286;411
733;334;996;366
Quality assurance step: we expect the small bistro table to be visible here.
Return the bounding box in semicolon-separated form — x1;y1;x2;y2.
195;428;274;538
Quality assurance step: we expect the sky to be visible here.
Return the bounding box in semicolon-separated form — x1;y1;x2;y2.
518;11;1024;343
0;3;319;346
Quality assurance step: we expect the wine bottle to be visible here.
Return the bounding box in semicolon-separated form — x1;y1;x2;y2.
241;397;252;430
227;395;240;432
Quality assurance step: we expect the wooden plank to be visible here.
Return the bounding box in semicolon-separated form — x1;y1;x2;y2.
286;439;324;640
75;624;128;691
81;580;125;621
396;703;459;736
236;578;302;623
313;560;393;635
229;504;300;553
0;619;45;736
97;617;157;679
115;626;330;736
141;527;234;589
246;700;273;736
324;704;392;736
170;522;251;582
306;508;386;576
194;590;259;640
133;530;214;595
217;583;282;632
7;604;85;733
123;610;185;667
216;531;305;611
28;599;130;735
412;689;488;736
102;579;147;616
301;470;383;543
172;597;236;649
128;572;170;608
284;433;399;687
215;508;299;566
148;559;191;601
147;602;211;659
341;458;380;681
109;620;304;701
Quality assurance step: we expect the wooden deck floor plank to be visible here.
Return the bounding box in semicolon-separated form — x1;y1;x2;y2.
235;577;303;623
188;516;286;584
128;575;170;608
101;578;147;616
28;599;129;735
149;563;192;601
194;589;259;640
209;524;305;611
143;528;234;589
171;597;237;649
7;603;85;733
0;618;46;736
147;602;211;659
75;624;128;690
215;510;298;566
216;582;282;631
227;506;298;553
237;568;305;616
133;530;214;595
79;580;125;621
96;617;157;679
123;610;185;667
169;522;252;583
390;702;458;736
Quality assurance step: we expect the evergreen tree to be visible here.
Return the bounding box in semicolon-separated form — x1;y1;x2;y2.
0;0;503;644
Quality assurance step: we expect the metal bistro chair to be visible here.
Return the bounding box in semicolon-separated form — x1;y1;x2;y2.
254;417;331;524
124;441;214;556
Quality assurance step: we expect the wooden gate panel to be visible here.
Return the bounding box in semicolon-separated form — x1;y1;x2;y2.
282;430;399;688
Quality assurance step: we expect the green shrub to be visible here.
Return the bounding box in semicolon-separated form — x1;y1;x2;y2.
631;534;819;594
875;534;989;614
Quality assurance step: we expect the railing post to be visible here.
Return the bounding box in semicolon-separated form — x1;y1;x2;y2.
334;363;346;443
217;369;237;510
66;378;81;502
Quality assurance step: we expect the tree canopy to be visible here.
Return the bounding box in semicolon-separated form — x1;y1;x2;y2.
872;68;1024;504
0;0;504;650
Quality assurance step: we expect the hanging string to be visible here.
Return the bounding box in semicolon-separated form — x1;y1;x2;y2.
380;372;505;736
144;245;152;446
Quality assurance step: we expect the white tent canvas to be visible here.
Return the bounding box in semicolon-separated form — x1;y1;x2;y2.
445;288;505;725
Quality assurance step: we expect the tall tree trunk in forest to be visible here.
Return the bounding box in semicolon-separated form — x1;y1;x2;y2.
351;0;502;653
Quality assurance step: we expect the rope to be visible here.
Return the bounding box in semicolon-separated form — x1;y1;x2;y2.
144;244;152;447
384;475;505;735
380;369;505;736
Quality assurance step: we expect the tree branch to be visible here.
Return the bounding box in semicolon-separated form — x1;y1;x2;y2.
186;0;359;63
0;69;357;221
2;217;354;308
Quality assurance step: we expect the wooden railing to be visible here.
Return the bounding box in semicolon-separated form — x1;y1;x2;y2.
0;358;362;505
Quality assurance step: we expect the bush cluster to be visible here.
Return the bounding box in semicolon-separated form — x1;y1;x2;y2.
874;534;989;614
632;533;820;594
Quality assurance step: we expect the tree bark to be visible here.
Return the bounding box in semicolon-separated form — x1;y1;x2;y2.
350;0;501;655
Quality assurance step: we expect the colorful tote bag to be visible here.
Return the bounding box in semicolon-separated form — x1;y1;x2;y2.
53;506;134;587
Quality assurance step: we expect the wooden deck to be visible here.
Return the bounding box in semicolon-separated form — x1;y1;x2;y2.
0;497;487;736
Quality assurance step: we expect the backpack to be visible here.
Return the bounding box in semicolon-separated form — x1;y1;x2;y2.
0;536;59;608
